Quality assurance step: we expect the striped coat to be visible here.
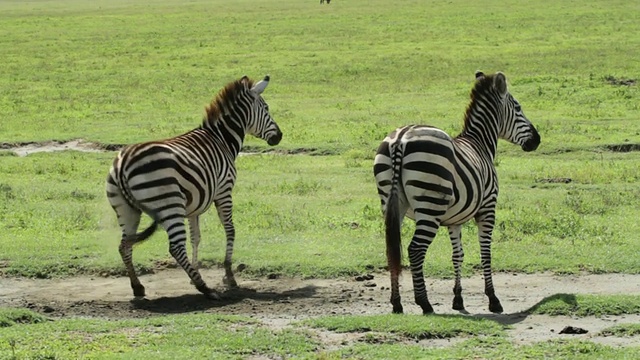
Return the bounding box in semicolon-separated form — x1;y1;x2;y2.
106;75;282;299
374;71;540;314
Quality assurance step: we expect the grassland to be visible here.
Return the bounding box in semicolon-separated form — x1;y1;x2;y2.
1;0;639;358
2;307;640;359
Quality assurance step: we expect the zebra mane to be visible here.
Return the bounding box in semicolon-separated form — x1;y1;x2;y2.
461;74;501;132
203;77;255;126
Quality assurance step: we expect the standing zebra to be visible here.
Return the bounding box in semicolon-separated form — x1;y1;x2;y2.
106;75;282;299
373;71;540;314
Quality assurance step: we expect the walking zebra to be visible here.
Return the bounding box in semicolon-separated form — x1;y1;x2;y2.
373;71;540;314
106;75;282;299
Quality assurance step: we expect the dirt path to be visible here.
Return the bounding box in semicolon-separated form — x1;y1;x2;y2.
1;270;639;347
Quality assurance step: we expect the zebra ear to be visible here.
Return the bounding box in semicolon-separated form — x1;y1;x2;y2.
475;70;485;80
494;72;507;95
250;75;270;95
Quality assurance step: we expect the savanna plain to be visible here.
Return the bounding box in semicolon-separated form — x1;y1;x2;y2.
1;0;639;358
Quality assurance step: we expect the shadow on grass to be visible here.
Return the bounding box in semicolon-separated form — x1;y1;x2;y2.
131;285;320;314
470;293;578;326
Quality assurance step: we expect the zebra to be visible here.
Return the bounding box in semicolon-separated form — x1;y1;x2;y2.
106;75;282;300
373;71;540;314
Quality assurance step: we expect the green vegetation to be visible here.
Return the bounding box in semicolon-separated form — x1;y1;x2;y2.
1;0;639;152
1;150;639;279
527;294;640;317
0;311;316;359
1;0;639;357
303;314;505;339
333;338;640;360
1;0;639;279
600;324;640;337
0;308;48;328
1;308;639;359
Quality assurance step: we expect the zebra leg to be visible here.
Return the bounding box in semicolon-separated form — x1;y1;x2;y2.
449;225;465;311
216;197;238;288
118;213;145;297
476;213;503;313
188;216;201;271
107;183;146;298
163;217;220;300
409;216;441;315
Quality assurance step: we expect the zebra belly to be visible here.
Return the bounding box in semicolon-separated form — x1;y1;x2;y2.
439;185;482;226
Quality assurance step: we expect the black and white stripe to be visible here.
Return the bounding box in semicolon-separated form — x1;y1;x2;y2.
374;71;540;314
106;75;282;299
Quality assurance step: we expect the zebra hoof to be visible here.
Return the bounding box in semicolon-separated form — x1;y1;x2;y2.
132;285;146;298
204;290;221;300
420;303;434;315
489;301;503;314
223;276;238;288
452;297;465;311
392;304;404;314
195;283;220;300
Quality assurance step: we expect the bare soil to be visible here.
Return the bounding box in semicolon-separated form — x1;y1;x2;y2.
1;270;639;347
0;140;324;156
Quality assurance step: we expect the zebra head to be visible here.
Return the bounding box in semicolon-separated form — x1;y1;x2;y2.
477;71;540;152
244;75;283;146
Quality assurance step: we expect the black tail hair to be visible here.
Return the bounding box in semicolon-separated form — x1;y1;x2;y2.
385;142;404;276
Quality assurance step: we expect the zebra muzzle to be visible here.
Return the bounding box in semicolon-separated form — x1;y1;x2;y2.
267;131;282;146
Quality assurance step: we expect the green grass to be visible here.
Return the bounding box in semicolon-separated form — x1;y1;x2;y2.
1;308;638;359
527;294;640;317
0;150;639;279
0;310;316;359
1;0;639;357
600;324;640;337
332;338;640;360
302;314;505;339
0;0;639;152
0;308;48;328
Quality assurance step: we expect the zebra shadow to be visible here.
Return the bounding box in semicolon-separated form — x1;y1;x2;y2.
129;285;320;314
469;293;579;326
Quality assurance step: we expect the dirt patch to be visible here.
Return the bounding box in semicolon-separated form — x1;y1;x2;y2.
604;75;637;86
603;143;640;153
0;140;331;157
535;177;572;184
1;271;639;348
0;140;124;156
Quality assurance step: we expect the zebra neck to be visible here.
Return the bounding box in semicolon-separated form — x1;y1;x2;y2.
203;114;247;158
457;113;498;160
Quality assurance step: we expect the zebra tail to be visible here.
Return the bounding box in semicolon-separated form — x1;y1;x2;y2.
116;163;161;245
125;221;159;245
385;143;403;277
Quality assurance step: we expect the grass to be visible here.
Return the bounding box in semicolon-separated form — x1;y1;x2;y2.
332;338;640;360
302;314;505;339
0;0;639;152
600;324;640;337
527;294;640;317
0;310;316;359
1;0;639;356
0;308;48;328
0;150;639;279
1;307;638;359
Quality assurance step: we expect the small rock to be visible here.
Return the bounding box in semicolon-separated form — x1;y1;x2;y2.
42;306;55;313
364;281;377;288
559;326;588;335
267;273;279;280
355;274;374;281
236;263;247;272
